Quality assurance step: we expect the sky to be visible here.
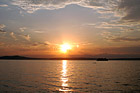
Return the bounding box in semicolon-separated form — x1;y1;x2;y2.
0;0;140;58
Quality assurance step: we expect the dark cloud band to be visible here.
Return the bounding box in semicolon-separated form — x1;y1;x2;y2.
118;0;140;21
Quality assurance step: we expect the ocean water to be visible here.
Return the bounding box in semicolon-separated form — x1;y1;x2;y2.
0;60;140;92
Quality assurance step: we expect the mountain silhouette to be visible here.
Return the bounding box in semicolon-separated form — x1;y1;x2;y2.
0;55;31;59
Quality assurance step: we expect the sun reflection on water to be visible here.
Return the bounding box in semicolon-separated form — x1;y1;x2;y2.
59;60;71;92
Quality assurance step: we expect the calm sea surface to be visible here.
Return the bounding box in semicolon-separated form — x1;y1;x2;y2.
0;60;140;92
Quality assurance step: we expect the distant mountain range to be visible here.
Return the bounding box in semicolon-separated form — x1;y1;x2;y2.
0;55;96;60
0;55;140;60
0;55;31;59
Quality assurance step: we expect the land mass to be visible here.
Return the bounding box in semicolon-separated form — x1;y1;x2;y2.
0;55;140;60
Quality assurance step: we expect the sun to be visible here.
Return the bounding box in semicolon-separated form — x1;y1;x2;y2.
60;43;72;53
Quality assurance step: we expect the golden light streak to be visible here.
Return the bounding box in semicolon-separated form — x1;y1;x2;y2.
59;60;71;92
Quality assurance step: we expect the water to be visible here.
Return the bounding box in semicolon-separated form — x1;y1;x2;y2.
0;60;140;92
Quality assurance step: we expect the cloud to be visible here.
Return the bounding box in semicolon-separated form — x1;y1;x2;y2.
34;30;44;33
11;0;140;22
32;42;49;47
0;24;5;29
0;30;6;33
109;37;140;42
0;4;8;7
20;34;31;41
0;24;6;33
10;32;17;40
11;0;113;13
19;27;26;32
96;21;136;29
6;0;140;22
98;46;140;55
118;0;140;21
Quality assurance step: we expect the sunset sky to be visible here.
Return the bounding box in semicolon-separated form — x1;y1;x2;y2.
0;0;140;58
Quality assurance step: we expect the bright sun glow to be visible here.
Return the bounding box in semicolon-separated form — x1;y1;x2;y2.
60;43;72;53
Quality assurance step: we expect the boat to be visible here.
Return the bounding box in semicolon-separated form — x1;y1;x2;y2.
96;58;108;61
